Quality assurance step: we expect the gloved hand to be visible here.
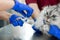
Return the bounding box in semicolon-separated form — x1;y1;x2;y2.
32;23;60;39
32;17;44;33
48;24;60;39
32;11;45;32
12;0;33;18
9;14;26;26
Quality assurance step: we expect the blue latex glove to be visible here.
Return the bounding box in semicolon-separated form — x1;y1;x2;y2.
48;24;60;39
9;14;26;26
32;18;43;33
32;25;42;34
32;25;40;32
12;0;33;18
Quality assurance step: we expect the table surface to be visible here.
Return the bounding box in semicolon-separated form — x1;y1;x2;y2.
0;23;58;40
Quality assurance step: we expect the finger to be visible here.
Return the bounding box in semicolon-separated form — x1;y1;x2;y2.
17;19;24;26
